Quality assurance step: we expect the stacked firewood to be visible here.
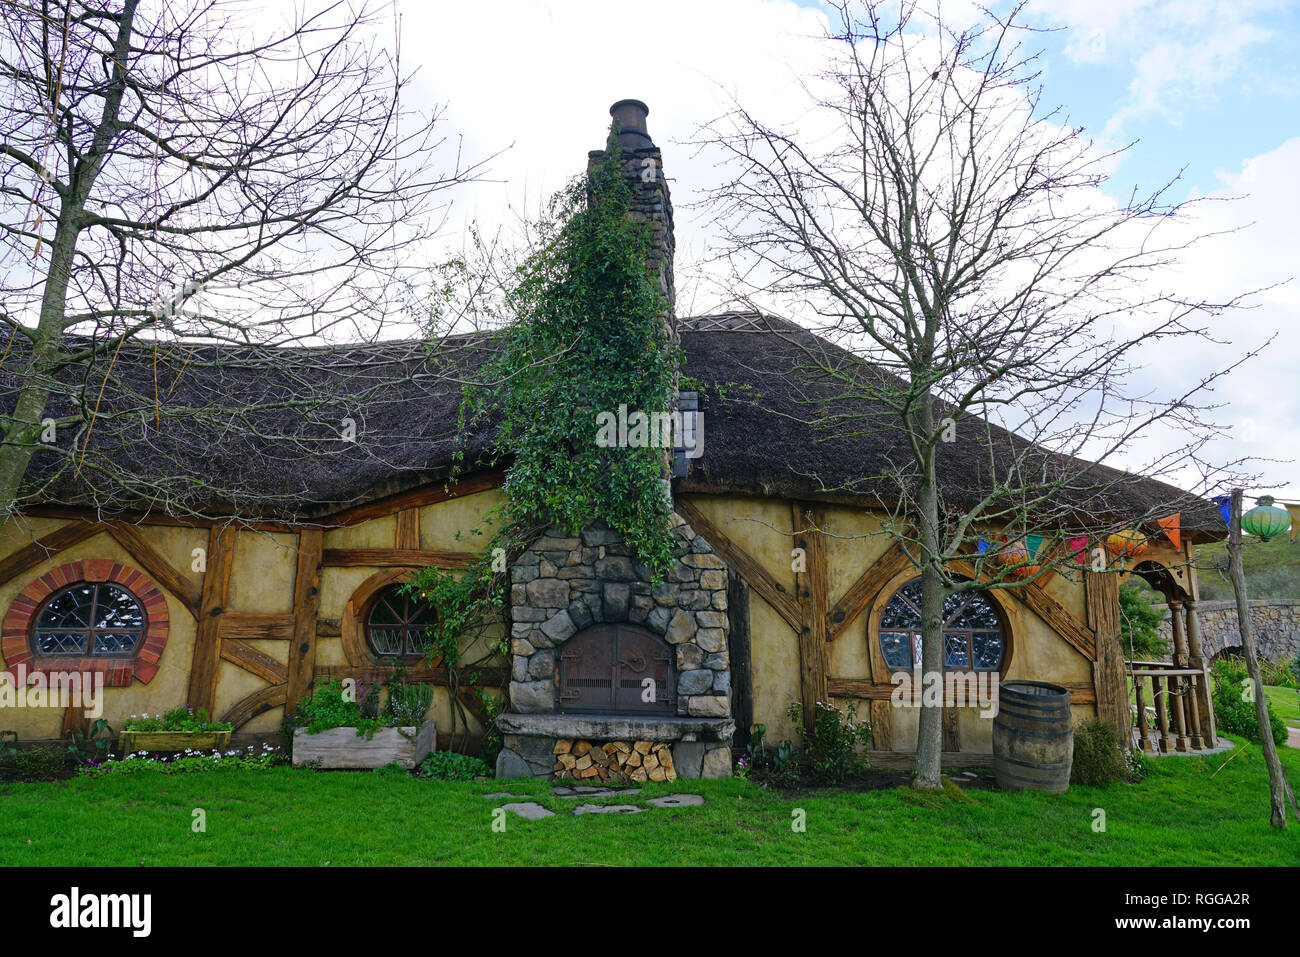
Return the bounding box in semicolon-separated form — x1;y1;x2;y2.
553;739;677;782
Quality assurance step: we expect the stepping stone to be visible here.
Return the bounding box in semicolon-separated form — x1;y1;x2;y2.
572;803;645;815
500;802;554;820
481;792;517;799
647;793;705;808
553;785;642;797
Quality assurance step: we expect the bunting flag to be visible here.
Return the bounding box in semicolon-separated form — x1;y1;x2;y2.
1025;534;1044;558
1213;495;1232;527
977;538;991;554
1156;513;1182;551
1066;536;1089;566
1288;504;1300;544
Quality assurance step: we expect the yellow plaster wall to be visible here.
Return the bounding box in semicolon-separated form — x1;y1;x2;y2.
226;530;298;615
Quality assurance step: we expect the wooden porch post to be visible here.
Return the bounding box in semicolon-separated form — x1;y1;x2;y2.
1185;598;1217;745
1168;599;1191;751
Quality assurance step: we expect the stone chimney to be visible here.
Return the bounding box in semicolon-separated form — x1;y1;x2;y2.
588;99;676;341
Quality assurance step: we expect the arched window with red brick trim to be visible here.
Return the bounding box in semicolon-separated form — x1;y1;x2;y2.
2;559;170;686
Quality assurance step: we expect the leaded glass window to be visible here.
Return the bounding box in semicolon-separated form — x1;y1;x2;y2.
365;586;437;658
878;578;1005;673
31;582;145;657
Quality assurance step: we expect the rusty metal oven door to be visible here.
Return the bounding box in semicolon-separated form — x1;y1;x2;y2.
558;624;675;714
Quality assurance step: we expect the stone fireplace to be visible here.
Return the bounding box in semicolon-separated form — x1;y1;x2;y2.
496;515;735;780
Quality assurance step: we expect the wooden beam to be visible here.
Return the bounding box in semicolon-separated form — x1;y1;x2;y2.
1085;571;1128;737
316;617;342;638
220;638;289;685
675;498;802;632
186;525;235;714
220;683;287;729
313;663;509;686
395;508;420;550
218;612;295;642
1013;579;1097;661
320;548;478;569
106;522;202;616
793;503;830;734
285;529;324;716
942;707;960;752
328;472;504;527
825;542;915;642
827;676;1096;706
726;570;754;751
870;700;893;750
0;521;101;586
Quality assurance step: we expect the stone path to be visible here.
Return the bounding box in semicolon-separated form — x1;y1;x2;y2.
491;785;705;819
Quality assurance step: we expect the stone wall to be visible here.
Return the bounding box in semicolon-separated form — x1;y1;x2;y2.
1158;599;1300;662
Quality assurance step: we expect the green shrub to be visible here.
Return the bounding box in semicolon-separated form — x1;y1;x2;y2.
1070;719;1131;786
417;750;491;781
0;745;76;782
786;700;873;785
373;760;412;778
1212;657;1288;746
293;678;385;737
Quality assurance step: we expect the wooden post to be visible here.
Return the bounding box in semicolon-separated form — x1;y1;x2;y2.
286;528;324;716
792;504;829;735
1134;677;1153;753
726;570;754;753
187;525;236;715
1227;489;1292;828
1153;675;1173;753
1185;599;1216;745
1085;571;1129;740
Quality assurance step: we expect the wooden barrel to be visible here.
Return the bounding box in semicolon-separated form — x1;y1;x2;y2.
993;680;1073;794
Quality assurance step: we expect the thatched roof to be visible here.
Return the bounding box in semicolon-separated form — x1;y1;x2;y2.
5;313;1220;539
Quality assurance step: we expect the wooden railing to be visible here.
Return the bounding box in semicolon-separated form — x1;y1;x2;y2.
1126;659;1211;753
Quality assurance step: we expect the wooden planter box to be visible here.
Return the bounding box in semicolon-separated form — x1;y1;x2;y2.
119;729;233;754
292;720;436;769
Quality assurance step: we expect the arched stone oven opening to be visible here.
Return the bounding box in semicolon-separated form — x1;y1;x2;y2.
558;624;676;715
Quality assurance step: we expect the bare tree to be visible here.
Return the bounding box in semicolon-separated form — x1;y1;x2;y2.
0;0;487;519
697;0;1260;787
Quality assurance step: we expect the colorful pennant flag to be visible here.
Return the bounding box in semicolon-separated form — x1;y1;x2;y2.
1066;536;1089;566
1156;513;1182;551
1213;495;1231;527
1025;534;1043;558
977;538;991;554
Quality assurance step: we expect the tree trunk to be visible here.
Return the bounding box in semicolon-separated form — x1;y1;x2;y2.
1227;489;1288;829
913;400;944;789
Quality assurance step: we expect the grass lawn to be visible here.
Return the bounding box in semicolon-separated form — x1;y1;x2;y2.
1265;685;1299;729
1;737;1297;867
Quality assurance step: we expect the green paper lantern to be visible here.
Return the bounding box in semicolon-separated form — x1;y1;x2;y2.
1242;495;1291;542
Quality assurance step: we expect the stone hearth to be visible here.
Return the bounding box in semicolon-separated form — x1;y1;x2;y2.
496;515;735;779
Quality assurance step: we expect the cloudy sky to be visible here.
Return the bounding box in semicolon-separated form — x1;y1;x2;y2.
384;0;1298;502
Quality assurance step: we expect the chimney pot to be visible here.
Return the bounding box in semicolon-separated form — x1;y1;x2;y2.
609;99;654;150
